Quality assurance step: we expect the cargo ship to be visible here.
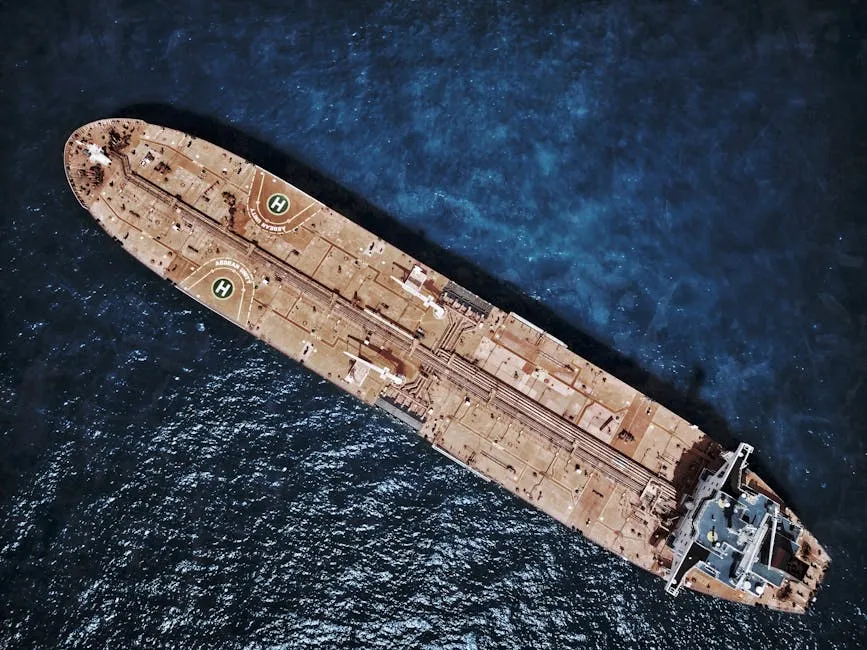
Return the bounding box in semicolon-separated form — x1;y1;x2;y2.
64;119;830;612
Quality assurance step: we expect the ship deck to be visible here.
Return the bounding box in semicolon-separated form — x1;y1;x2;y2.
63;118;829;612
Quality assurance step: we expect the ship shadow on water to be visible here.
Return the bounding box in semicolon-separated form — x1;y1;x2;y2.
116;103;797;513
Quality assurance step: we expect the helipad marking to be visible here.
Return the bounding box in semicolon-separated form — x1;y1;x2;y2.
212;277;234;300
266;193;290;216
181;259;255;324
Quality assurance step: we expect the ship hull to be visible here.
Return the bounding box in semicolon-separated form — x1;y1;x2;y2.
64;119;829;612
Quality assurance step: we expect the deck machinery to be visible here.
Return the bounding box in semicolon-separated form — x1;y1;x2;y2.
64;119;830;612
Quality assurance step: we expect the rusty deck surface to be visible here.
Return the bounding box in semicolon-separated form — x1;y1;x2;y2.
64;119;829;612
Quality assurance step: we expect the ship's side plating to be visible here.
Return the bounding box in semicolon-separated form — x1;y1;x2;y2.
64;119;830;612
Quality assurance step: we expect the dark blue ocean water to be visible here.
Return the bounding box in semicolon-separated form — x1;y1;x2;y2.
2;1;865;647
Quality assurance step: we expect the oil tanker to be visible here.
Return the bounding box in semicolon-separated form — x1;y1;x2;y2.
64;118;829;612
